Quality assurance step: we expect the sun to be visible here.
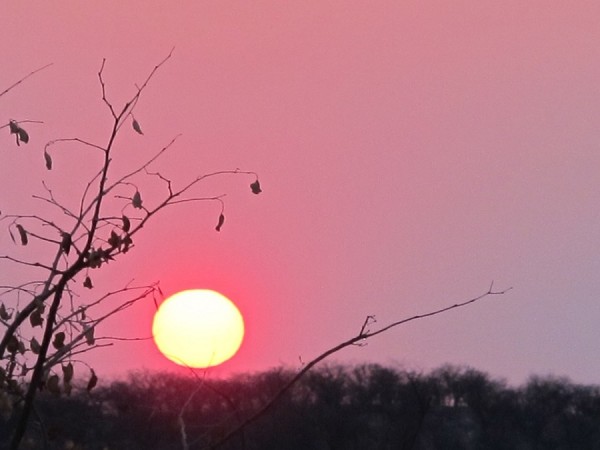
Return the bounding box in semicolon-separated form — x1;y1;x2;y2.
152;289;244;368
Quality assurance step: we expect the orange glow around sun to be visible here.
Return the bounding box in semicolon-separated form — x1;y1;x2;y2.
152;289;244;368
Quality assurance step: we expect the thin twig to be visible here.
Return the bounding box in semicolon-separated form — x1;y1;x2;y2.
0;63;53;98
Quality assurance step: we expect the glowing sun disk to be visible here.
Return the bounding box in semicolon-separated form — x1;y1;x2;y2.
152;289;244;368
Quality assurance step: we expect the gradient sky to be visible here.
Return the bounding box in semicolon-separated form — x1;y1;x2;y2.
2;2;600;385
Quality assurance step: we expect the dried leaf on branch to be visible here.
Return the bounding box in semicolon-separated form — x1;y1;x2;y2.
8;121;29;146
132;118;143;135
132;190;143;209
46;375;60;395
29;307;43;328
84;326;95;346
87;370;98;392
62;362;74;384
122;215;131;232
52;332;65;350
15;224;28;245
44;150;52;170
215;213;225;232
83;276;93;289
60;232;72;255
30;338;40;355
0;304;11;321
250;179;262;194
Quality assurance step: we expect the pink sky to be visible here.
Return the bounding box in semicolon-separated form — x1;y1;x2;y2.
2;2;600;385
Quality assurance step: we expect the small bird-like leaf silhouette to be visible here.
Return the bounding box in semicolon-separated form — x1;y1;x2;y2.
15;224;28;245
44;150;52;170
132;118;143;135
60;232;72;255
30;337;41;354
18;127;29;144
6;336;19;354
84;326;95;346
52;332;65;350
132;190;143;209
30;307;43;328
62;364;73;385
9;121;29;146
46;375;60;395
250;179;262;194
62;362;74;384
83;276;93;289
87;369;98;392
9;121;20;146
215;213;225;232
108;230;121;248
0;303;11;321
8;121;19;135
122;215;131;232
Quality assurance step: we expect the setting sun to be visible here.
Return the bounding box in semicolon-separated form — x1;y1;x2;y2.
152;289;244;368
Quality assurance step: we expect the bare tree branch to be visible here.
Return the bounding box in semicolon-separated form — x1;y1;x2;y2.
202;284;512;449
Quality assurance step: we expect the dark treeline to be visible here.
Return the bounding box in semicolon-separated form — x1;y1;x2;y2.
2;364;600;449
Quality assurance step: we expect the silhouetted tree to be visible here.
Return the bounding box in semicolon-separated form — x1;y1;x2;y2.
0;54;262;449
0;54;511;450
517;375;600;449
